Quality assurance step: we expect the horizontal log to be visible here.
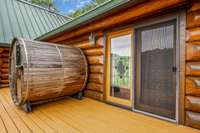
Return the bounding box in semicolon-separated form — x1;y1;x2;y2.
1;63;8;68
72;37;103;49
84;48;104;56
2;58;8;63
87;55;104;65
186;62;200;76
49;0;187;43
1;74;8;79
185;96;200;112
0;59;3;66
187;10;200;28
187;27;200;42
76;42;102;49
0;84;8;88
86;82;104;92
185;111;200;129
186;43;200;61
89;73;103;84
84;90;103;101
59;32;103;45
0;80;9;84
186;77;200;97
1;68;8;73
0;48;3;54
188;1;200;12
89;65;104;74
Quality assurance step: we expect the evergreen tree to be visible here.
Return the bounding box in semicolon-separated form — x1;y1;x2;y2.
68;0;109;18
26;0;57;11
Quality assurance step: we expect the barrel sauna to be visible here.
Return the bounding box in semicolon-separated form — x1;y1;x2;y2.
9;38;88;112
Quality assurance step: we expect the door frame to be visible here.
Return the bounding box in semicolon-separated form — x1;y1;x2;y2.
131;11;186;123
105;28;133;107
104;11;186;124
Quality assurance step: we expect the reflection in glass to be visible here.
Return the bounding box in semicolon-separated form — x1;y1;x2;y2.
136;22;176;119
110;34;131;100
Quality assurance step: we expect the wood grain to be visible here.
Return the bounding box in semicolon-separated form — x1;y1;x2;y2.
84;48;104;56
9;38;88;106
186;77;200;97
86;82;103;92
88;73;103;84
84;90;103;101
87;56;104;65
185;96;200;112
186;111;200;129
187;10;200;28
89;65;104;74
187;27;200;42
186;62;200;76
186;43;200;61
188;1;200;12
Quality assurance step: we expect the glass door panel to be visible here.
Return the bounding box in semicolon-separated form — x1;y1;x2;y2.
135;20;176;119
106;29;132;106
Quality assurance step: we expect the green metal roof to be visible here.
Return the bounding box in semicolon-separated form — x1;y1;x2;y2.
36;0;143;41
0;0;71;46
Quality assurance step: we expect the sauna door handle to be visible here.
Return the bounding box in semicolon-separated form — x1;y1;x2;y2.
16;65;23;70
172;66;177;72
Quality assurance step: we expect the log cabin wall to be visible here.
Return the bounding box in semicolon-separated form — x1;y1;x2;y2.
185;0;200;129
66;35;104;101
0;47;9;88
45;0;188;101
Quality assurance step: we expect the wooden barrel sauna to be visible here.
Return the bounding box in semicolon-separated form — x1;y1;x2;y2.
9;38;88;110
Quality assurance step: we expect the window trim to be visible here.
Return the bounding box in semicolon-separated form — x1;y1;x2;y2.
105;28;133;107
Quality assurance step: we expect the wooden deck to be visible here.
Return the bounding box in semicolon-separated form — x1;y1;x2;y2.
0;88;199;133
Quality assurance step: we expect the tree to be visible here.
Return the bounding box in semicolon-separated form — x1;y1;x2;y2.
26;0;57;11
68;0;109;18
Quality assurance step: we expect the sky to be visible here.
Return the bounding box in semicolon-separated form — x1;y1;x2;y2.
53;0;93;15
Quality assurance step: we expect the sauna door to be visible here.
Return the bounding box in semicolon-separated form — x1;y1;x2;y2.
106;29;133;107
135;20;177;120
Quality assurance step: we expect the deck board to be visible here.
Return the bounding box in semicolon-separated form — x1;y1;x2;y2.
0;88;199;133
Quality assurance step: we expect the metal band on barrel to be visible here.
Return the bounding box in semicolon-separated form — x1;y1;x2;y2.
56;45;64;94
79;48;88;91
20;38;29;105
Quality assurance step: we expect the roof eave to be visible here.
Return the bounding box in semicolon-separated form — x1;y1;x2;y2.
35;0;144;41
0;42;10;47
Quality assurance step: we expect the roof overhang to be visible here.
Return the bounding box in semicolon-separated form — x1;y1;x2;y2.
0;42;10;47
36;0;145;41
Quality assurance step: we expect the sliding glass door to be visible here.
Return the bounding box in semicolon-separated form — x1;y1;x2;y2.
134;20;177;119
106;19;177;120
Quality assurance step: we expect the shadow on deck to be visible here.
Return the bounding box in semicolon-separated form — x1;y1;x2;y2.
0;88;199;133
